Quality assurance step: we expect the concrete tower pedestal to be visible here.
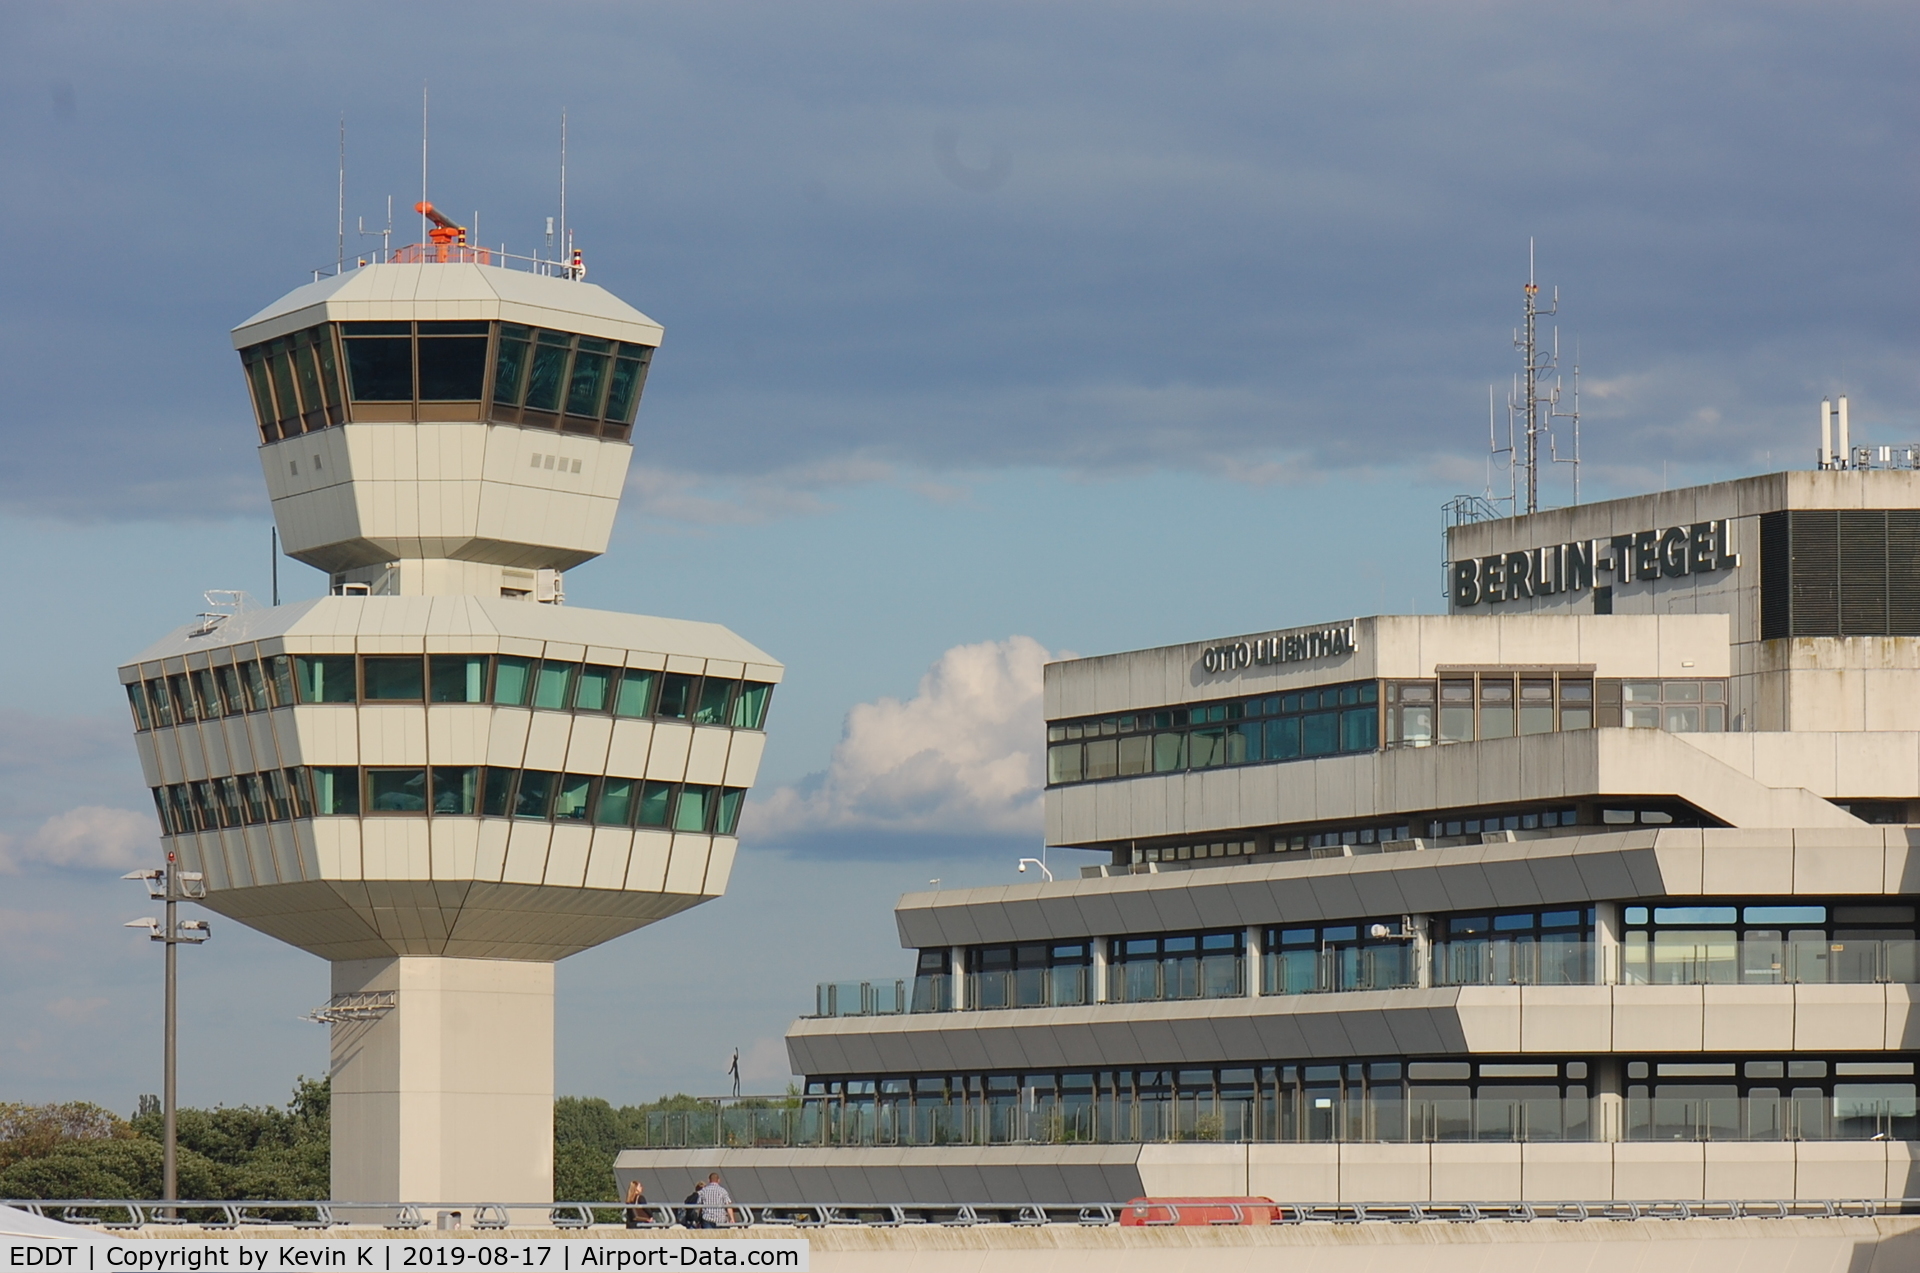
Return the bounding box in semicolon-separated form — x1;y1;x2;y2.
329;958;554;1205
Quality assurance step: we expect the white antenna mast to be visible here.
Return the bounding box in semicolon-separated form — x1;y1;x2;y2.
1548;334;1582;504
421;85;430;244
559;110;569;270
1511;238;1563;515
337;115;346;274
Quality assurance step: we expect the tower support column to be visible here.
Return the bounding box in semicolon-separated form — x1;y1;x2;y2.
329;957;555;1205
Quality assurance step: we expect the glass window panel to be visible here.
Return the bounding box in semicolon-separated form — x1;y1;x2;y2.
1559;679;1592;702
604;350;652;423
362;656;424;701
513;770;554;818
656;673;696;719
523;342;569;411
430;655;489;703
716;788;745;835
366;767;428;813
481;767;515;817
636;781;673;827
1480;704;1514;739
310;766;360;815
269;655;296;707
731;681;772;729
1339;707;1377;752
293;341;324;420
1626;704;1661;728
126;682;151;730
693;678;734;725
1664;680;1702;702
1664;704;1701;732
675;785;713;832
245;356;277;434
146;678;175;727
242;660;272;712
574;664;615;711
533;661;575;710
492;656;533;705
193;669;224;717
595;777;635;826
1085;737;1120;779
1117;734;1151;774
1561;707;1592;730
554;774;593;821
493;337;530;405
1152;732;1186;772
1654;906;1738;925
216;665;246;715
615;668;657;717
564;350;609;416
268;348;301;422
432;767;478;815
416;336;489;400
1747;905;1827;924
1048;744;1083;785
343;336;415;401
240;774;268;824
1623;681;1662;703
265;769;294;821
315;328;343;410
1439;705;1474;742
1189;726;1226;767
1519;702;1555;735
1266;717;1300;760
295;655;357;703
288;768;314;818
1301;711;1338;756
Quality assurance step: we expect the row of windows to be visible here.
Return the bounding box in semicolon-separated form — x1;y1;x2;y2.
240;321;654;443
796;1056;1918;1145
1122;806;1630;869
1047;675;1731;788
125;654;772;732
150;766;746;836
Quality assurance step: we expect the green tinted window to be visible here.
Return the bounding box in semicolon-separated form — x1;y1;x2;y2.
314;330;343;408
603;347;652;423
295;655;357;703
716;788;744;836
1301;711;1338;756
492;657;533;706
417;335;488;400
343;335;414;401
596;778;635;826
674;785;712;832
693;678;733;725
269;655;296;707
245;357;276;433
614;669;656;717
481;768;516;817
311;766;359;815
565;349;609;416
293;342;324;416
575;665;615;712
362;656;424;701
242;660;272;711
524;342;569;411
430;655;489;703
432;767;478;815
367;768;427;812
731;682;772;729
533;661;575;710
514;770;554;818
637;782;673;827
268;346;300;420
494;335;530;405
555;774;593;822
657;674;696;719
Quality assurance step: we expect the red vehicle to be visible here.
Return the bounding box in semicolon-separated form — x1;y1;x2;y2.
1120;1197;1277;1226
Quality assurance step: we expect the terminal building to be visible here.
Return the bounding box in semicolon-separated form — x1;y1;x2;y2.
622;466;1920;1205
119;225;781;1207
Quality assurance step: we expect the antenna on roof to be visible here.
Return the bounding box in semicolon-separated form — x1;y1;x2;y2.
421;85;430;245
337;115;346;274
1511;238;1568;515
559;110;569;272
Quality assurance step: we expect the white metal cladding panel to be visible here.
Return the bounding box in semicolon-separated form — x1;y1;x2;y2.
293;706;359;764
224;829;257;889
626;830;672;891
220;717;255;774
262;824;302;883
178;730;210;783
474;818;511;882
485;710;533;768
626;649;667;671
543;823;592;887
543;640;588;663
664;835;711;894
521;711;574;772
430;816;481;881
705;659;746;681
502;820;553;884
242;826;278;885
245;713;281;771
683;727;730;785
703;837;737;895
645;723;693;781
563;713;614;774
199;720;232;777
187;833;226;891
424;704;491;767
722;730;766;787
269;709;304;765
358;705;429;766
585;827;633;890
142;733;172;786
606;719;654;777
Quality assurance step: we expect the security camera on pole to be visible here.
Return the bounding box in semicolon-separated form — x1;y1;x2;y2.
123;855;210;1205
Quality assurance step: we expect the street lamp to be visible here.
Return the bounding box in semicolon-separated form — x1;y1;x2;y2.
123;856;209;1204
1016;858;1053;882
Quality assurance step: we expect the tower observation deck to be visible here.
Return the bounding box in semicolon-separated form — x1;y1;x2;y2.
117;238;782;1207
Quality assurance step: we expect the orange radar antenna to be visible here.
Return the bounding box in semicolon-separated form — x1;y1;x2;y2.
414;201;466;259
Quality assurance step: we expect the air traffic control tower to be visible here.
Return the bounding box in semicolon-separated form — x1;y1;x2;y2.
116;219;782;1206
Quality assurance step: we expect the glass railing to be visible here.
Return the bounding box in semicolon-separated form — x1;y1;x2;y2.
1263;946;1417;994
1621;938;1920;986
813;980;908;1018
1432;940;1599;987
969;966;1090;1011
623;1092;1916;1149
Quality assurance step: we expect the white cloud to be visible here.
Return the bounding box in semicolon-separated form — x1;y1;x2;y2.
0;806;156;874
750;635;1057;838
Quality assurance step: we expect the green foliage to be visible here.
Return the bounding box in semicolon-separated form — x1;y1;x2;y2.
552;1093;738;1202
0;1079;328;1201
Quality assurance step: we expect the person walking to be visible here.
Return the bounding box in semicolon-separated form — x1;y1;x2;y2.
623;1178;649;1229
696;1172;736;1228
681;1180;706;1228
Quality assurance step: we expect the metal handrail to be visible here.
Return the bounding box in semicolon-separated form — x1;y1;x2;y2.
9;1195;1920;1227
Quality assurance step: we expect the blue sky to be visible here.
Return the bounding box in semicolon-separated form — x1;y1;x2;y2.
0;2;1914;1109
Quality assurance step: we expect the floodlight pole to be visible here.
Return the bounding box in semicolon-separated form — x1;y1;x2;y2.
125;855;208;1204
